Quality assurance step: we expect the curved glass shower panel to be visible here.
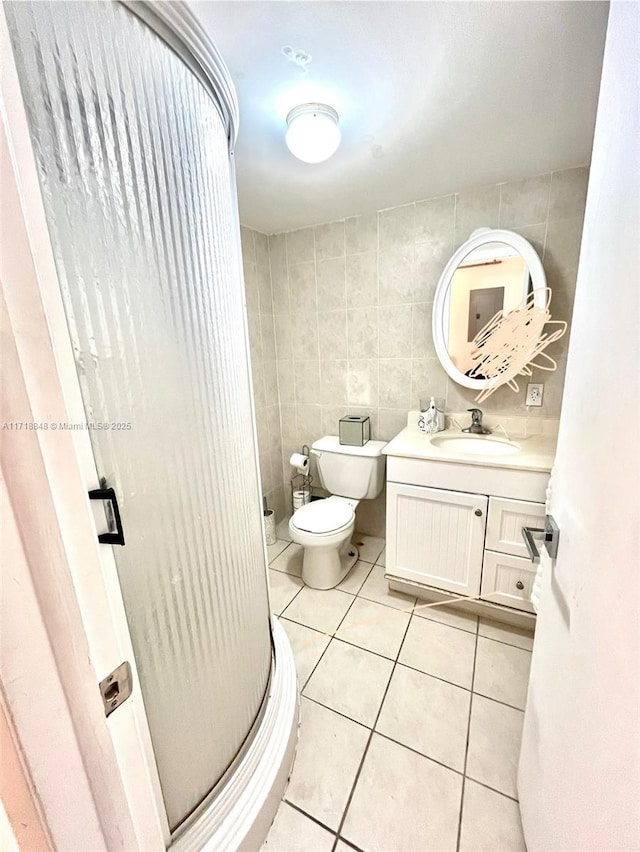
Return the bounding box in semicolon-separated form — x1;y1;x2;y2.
6;0;271;831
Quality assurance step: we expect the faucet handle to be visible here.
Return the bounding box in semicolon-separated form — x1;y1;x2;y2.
463;408;491;434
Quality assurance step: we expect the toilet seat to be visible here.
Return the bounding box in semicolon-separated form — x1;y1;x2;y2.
290;498;354;536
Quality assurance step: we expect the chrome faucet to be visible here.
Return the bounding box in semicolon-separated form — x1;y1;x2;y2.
462;408;491;435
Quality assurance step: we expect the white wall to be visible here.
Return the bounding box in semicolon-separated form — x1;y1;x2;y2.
518;3;640;849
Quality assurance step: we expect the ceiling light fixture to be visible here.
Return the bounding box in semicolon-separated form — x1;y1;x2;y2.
285;103;340;164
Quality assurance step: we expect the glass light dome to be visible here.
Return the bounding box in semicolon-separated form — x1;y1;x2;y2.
285;103;341;164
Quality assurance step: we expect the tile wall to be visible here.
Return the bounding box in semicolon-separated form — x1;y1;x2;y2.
242;166;589;531
241;227;287;521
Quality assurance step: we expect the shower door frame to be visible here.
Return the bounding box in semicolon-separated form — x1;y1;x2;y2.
1;10;169;848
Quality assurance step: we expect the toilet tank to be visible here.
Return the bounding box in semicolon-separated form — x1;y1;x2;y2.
311;436;387;500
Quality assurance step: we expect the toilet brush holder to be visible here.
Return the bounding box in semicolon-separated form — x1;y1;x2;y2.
263;509;276;546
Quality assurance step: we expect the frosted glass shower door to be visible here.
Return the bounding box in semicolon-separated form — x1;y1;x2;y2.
6;1;272;831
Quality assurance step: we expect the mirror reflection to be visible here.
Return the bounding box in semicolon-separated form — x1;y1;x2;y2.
445;242;532;375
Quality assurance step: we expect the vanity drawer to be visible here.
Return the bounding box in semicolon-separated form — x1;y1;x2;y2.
486;497;545;558
481;551;536;613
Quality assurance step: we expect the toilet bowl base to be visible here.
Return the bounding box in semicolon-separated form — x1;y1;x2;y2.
301;537;359;590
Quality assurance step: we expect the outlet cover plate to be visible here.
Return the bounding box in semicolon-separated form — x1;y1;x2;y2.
526;383;544;406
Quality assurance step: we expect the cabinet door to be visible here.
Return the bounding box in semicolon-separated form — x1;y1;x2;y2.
387;483;488;596
481;551;537;613
486;497;545;558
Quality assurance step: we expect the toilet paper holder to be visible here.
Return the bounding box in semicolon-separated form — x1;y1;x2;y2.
290;444;313;513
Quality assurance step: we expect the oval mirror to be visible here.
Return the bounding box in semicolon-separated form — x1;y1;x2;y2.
432;228;547;390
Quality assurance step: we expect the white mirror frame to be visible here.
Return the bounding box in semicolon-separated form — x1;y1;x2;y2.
432;228;547;390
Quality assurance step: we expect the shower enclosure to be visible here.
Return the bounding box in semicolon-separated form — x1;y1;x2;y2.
2;1;296;846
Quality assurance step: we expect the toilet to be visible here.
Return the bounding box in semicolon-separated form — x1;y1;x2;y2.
289;436;387;589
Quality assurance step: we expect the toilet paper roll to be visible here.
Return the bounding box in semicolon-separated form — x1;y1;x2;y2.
289;452;309;474
292;490;311;511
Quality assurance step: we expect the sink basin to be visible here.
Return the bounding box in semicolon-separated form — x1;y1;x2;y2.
430;434;520;456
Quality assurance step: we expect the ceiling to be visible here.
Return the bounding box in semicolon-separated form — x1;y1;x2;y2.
192;1;609;234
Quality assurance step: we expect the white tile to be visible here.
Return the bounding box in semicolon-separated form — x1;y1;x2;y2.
376;547;386;567
377;664;470;772
262;801;334;851
336;597;410;660
269;569;304;615
271;543;303;577
342;734;462;852
413;600;478;634
267;539;290;564
459;780;526;852
351;533;385;564
337;559;374;594
282;586;354;635
499;174;551;229
359;564;417;612
466;695;524;799
399;616;476;689
473;637;532;710
285;698;369;831
478;617;534;651
303;639;393;727
280;618;331;688
286;227;315;265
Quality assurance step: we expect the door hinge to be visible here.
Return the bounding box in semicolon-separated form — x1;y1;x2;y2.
99;661;132;717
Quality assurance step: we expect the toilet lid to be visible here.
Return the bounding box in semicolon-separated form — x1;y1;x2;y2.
292;499;354;534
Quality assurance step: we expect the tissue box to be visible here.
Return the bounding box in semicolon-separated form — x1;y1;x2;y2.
339;415;370;446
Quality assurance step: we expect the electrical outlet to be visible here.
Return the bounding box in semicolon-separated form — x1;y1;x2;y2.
526;383;544;406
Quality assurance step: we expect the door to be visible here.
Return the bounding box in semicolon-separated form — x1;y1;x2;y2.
387;482;487;595
468;286;505;338
5;1;272;833
518;5;640;848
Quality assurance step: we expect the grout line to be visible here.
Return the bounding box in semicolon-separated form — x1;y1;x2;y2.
372;730;467;778
412;609;479;636
456;619;480;852
330;602;415;849
476;633;533;654
296;592;361;693
335;836;365;852
300;645;527;715
462;776;521;804
301;694;372;731
469;690;526;714
278;615;333;640
269;566;302;577
282;800;337;839
300;691;523;800
542;172;554;260
275;579;306;617
267;540;292;566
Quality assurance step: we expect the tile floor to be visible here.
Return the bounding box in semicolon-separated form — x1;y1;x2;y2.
263;533;533;852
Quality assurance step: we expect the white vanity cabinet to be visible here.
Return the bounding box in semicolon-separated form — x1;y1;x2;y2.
385;454;548;617
386;483;487;596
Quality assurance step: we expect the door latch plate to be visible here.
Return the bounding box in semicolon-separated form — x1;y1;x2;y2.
99;661;132;717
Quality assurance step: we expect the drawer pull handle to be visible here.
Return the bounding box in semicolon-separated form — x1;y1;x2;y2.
474;509;483;517
515;580;524;590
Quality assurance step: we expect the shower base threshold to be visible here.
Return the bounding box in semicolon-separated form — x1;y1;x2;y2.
170;618;298;852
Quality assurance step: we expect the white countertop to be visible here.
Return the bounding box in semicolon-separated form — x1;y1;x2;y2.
383;425;556;473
